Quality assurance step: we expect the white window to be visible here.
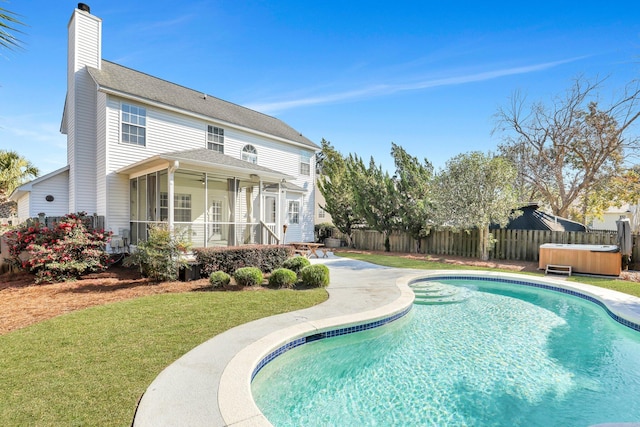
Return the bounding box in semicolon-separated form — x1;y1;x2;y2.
207;125;224;153
300;153;311;176
121;104;146;146
242;145;258;164
318;206;326;219
288;201;300;224
160;192;192;222
210;200;222;233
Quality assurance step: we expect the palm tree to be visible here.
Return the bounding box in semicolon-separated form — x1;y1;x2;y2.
0;5;25;51
0;150;39;197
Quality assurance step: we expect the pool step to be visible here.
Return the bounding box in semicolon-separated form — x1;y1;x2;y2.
410;281;470;305
412;288;459;298
413;295;468;305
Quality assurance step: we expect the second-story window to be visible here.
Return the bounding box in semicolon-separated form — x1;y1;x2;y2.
207;125;224;153
121;104;146;146
242;144;258;164
300;152;311;176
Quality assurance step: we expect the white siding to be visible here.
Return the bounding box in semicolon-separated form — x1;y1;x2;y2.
30;171;70;217
16;195;29;218
105;97;203;173
71;68;97;213
66;22;76;211
106;173;131;235
96;92;107;216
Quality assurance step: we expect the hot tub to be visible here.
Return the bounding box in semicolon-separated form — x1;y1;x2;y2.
538;243;621;276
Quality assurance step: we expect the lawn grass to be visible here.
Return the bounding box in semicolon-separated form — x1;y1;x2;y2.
336;251;529;272
0;289;327;427
337;251;640;298
565;275;640;298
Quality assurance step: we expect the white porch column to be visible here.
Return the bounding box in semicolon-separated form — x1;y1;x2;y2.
280;181;287;244
168;161;179;232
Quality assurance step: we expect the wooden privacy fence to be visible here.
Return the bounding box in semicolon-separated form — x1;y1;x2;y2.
351;229;639;267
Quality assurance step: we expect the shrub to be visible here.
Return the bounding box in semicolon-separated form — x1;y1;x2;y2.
209;271;231;288
233;267;264;287
195;245;294;277
268;268;298;288
3;212;112;283
300;264;330;287
123;223;190;282
282;256;311;275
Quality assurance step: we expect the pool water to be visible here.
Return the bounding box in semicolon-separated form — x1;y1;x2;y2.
252;278;640;426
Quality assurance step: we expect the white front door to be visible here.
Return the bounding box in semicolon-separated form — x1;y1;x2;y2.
263;195;276;223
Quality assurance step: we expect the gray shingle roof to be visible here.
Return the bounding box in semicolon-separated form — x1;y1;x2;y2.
86;60;318;149
490;203;587;232
159;148;291;178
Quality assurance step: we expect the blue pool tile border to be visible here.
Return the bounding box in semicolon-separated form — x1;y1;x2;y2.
251;305;412;382
423;275;640;333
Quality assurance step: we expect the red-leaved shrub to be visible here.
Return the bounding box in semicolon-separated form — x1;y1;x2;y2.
4;212;112;283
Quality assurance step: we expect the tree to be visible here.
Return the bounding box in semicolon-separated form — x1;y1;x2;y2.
0;5;25;52
584;166;640;222
391;143;434;252
316;140;359;246
0;150;39;198
348;154;400;252
434;152;519;260
495;77;640;221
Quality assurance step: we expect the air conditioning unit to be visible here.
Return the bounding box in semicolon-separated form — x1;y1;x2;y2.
110;237;123;249
118;228;130;241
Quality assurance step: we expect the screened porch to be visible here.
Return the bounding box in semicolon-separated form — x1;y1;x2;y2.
121;149;294;248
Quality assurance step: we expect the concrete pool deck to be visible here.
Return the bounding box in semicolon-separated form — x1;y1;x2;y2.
132;255;640;427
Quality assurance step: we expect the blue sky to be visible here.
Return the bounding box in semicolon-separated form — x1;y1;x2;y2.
1;1;639;176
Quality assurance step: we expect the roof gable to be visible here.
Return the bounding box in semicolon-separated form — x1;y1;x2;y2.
86;61;318;150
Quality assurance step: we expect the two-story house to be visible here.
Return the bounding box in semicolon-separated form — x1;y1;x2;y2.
10;3;318;248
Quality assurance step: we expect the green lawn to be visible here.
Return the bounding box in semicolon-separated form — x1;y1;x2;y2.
0;289;327;427
337;251;640;298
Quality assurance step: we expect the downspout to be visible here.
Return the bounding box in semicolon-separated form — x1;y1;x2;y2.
168;161;179;232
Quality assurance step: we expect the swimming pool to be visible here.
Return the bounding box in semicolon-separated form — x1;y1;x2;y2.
252;275;640;426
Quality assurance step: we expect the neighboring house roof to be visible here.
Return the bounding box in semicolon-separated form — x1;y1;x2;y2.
8;166;70;202
85;60;318;150
116;148;294;182
491;203;587;232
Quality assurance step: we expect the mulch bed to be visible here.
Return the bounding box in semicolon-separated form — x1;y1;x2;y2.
0;265;213;335
1;252;637;335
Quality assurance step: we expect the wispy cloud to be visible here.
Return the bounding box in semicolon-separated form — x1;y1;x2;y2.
135;15;195;33
247;56;587;113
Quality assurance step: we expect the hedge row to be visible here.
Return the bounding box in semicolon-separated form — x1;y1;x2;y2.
194;245;294;277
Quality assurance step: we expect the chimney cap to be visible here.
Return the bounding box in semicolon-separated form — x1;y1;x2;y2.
78;3;90;13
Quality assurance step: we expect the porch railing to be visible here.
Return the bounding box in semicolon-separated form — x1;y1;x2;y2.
260;221;280;245
130;220;280;247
